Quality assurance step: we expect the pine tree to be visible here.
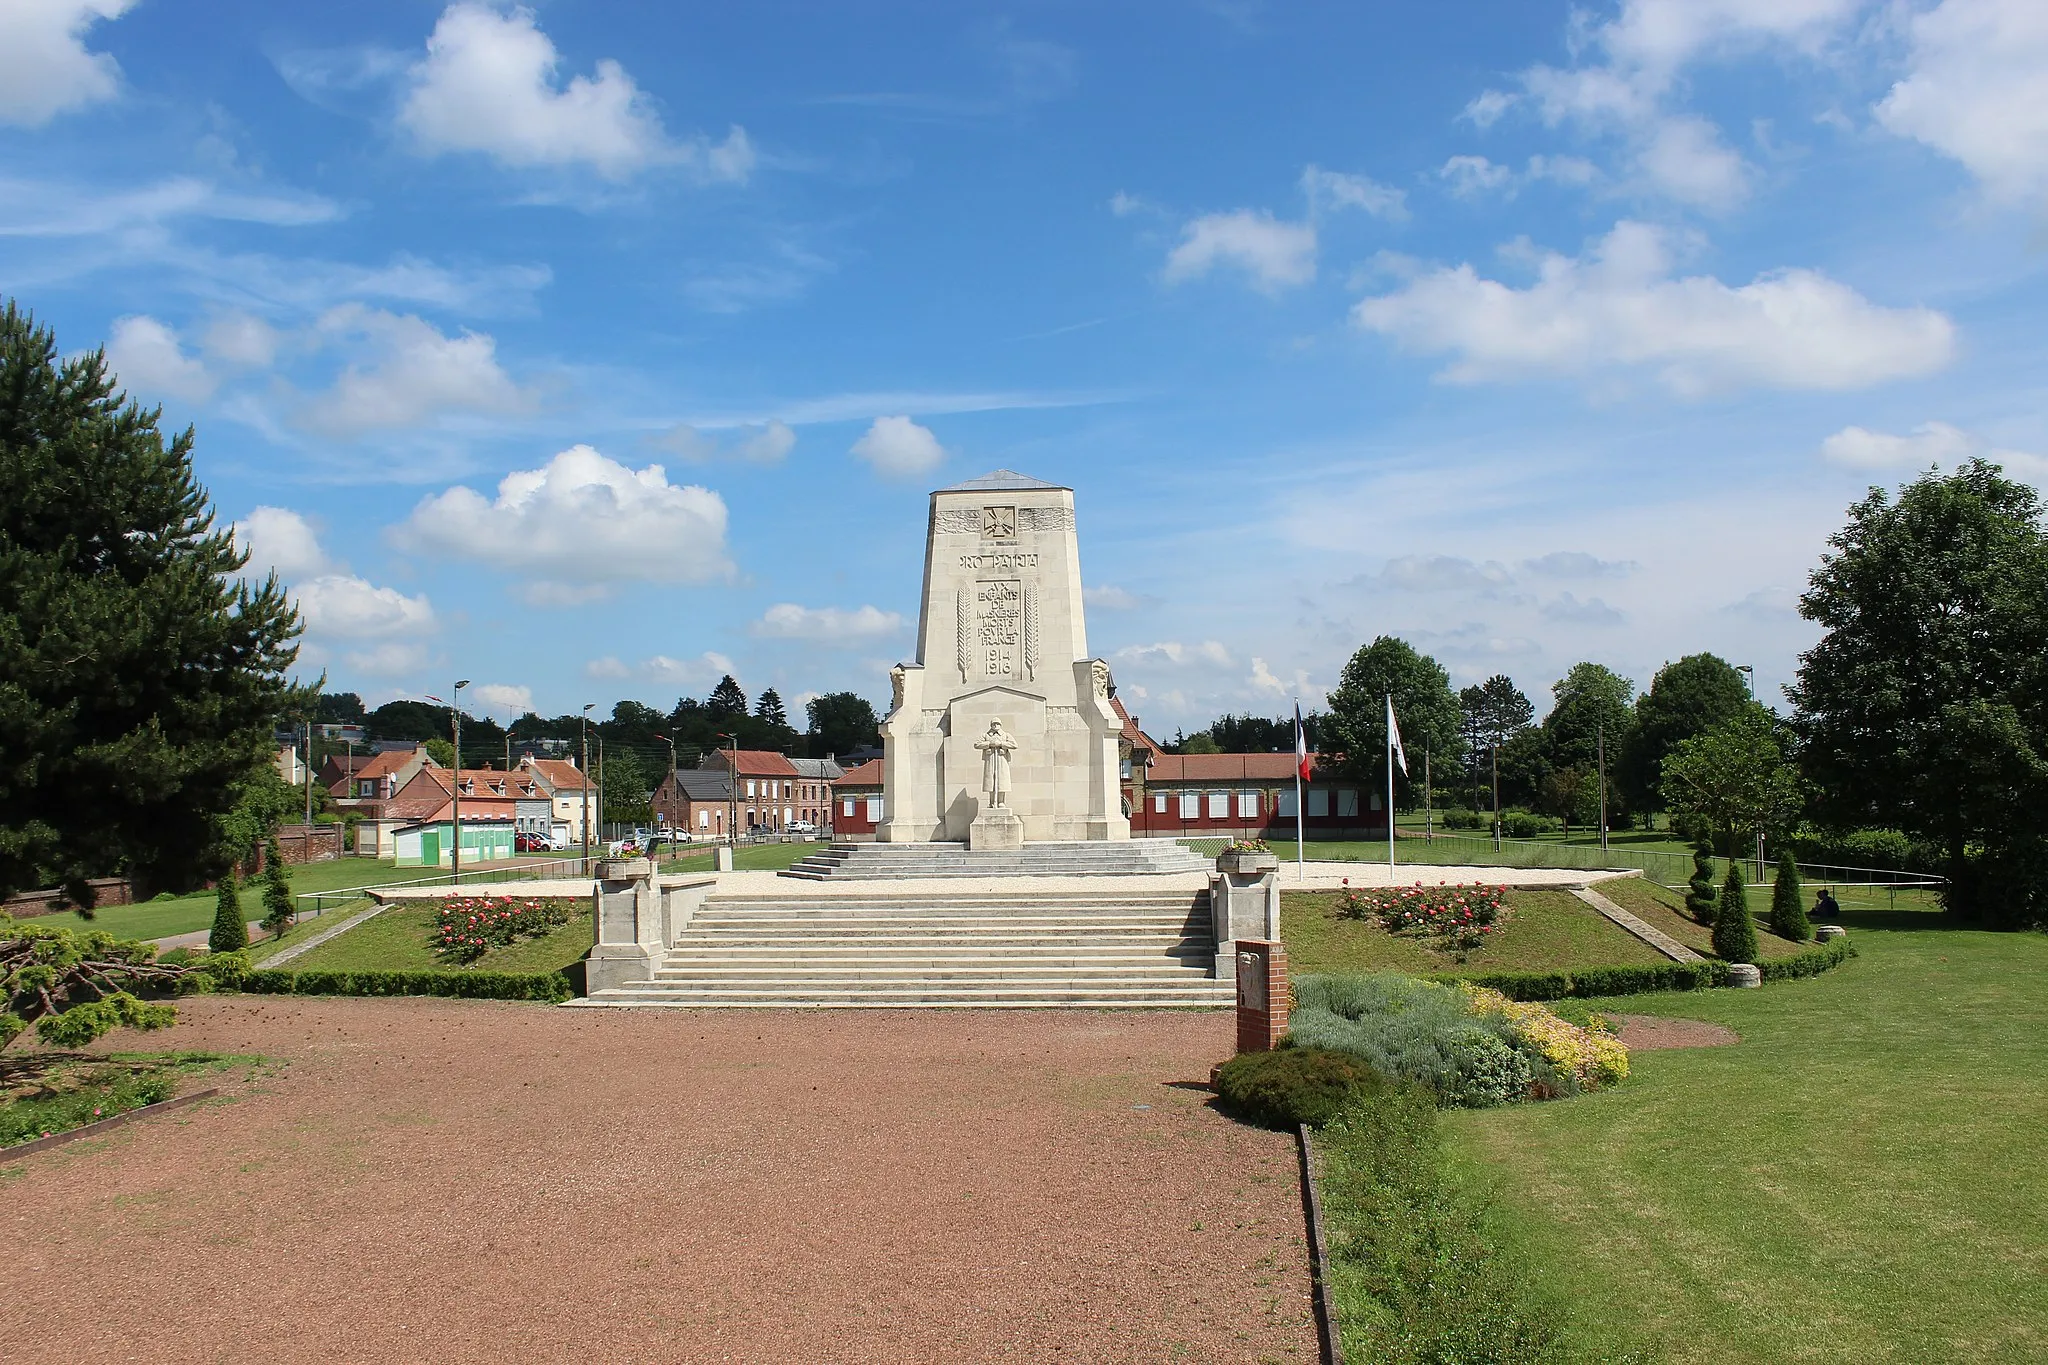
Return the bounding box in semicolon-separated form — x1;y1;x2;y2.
1713;860;1757;963
1686;840;1718;923
707;675;748;721
260;835;295;940
754;688;788;728
209;870;248;954
0;300;305;908
1769;851;1810;941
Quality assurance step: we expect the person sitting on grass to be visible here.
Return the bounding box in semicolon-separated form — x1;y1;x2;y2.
1814;887;1840;921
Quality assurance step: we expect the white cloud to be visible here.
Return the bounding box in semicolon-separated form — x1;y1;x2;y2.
1877;0;2048;203
232;506;437;652
1818;421;2048;481
655;419;795;464
1526;154;1600;187
1108;190;1153;217
1462;89;1515;128
0;175;339;238
1440;156;1514;198
343;642;434;677
298;304;526;435
0;0;134;127
1373;555;1514;592
850;415;947;479
1354;220;1955;395
234;507;331;581
397;444;733;600
297;574;437;638
472;682;533;714
1638;115;1750;210
1540;592;1627;625
1522;551;1639;579
1115;640;1234;667
399;2;750;181
1301;166;1408;221
200;311;282;369
1163;209;1317;292
750;603;905;643
1819;420;1977;469
1598;0;1863;73
1722;585;1801;622
104;316;216;403
1083;584;1145;610
585;656;630;679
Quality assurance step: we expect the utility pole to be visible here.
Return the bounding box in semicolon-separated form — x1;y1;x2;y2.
595;731;605;847
303;718;314;828
657;732;677;836
451;680;469;880
1597;720;1609;856
579;703;594;871
719;731;738;847
1491;744;1502;852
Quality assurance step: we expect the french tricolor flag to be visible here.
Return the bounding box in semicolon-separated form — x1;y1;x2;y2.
1295;702;1312;782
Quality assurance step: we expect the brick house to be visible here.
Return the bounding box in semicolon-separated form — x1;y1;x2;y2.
518;756;597;845
650;769;735;840
703;749;826;834
831;758;886;839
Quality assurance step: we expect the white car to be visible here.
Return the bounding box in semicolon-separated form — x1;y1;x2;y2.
786;820;819;835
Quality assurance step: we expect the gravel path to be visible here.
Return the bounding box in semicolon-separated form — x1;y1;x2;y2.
4;998;1316;1364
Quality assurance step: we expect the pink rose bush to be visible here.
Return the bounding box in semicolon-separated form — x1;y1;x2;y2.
431;896;576;965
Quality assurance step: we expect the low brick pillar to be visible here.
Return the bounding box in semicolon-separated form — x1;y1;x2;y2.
1234;939;1289;1053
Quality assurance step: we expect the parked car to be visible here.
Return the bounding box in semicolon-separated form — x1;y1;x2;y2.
515;831;546;852
787;820;818;835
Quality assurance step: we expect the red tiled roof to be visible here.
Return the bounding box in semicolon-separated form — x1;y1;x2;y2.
834;758;884;789
712;749;802;778
355;747;426;782
1111;696;1164;759
1141;753;1317;783
523;757;592;792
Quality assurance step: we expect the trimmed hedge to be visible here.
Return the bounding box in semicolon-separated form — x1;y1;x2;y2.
1429;936;1856;1001
241;968;575;1003
1215;1046;1384;1129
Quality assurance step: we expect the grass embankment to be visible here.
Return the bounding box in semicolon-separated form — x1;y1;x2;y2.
27;856;562;943
1284;888;1669;976
280;900;594;976
1446;909;2048;1363
1591;877;1807;960
1;1051;249;1149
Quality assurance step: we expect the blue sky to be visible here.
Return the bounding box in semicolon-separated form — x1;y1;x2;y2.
6;0;2045;734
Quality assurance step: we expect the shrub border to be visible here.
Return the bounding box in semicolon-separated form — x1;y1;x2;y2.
241;967;575;1003
1421;936;1858;1001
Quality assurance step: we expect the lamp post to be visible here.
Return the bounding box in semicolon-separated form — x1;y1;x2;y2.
1597;719;1609;856
1491;743;1502;852
580;703;595;871
451;681;469;878
657;732;677;839
1736;665;1759;876
718;731;738;848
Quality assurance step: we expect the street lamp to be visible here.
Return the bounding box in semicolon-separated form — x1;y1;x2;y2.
718;731;738;848
656;731;677;839
452;681;470;878
1737;664;1755;696
580;703;595;871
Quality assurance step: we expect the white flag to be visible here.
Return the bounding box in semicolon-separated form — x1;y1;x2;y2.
1386;695;1408;776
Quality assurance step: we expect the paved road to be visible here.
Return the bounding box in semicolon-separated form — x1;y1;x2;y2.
4;997;1317;1364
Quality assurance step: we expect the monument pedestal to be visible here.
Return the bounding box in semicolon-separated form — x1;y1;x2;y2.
968;808;1025;852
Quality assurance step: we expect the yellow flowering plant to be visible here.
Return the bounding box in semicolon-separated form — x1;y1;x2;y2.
1460;983;1629;1090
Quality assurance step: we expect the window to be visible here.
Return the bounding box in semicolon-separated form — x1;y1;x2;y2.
1151;792;1167;813
1369;791;1383;811
1307;789;1330;817
784;806;793;825
1179;792;1200;820
1120;758;1132;779
1277;788;1298;817
698;809;709;828
1337;789;1359;818
843;798;856;818
1207;791;1229;819
746;779;756;798
1238;790;1260;819
866;797;884;821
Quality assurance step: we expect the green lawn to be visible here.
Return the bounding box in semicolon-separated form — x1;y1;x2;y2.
1283;888;1668;976
1593;876;1808;960
1;1051;253;1149
1445;909;2048;1364
22;855;563;943
280;899;593;975
658;841;822;874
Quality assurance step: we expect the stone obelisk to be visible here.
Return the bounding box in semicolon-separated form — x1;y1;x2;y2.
876;471;1129;846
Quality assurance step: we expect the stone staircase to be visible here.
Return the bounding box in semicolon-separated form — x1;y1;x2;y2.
782;839;1214;880
582;887;1233;1008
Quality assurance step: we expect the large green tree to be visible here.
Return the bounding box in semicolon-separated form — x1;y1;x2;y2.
1789;461;2048;927
805;691;879;759
1619;654;1751;816
1659;705;1802;858
1537;663;1634;826
1458;675;1535;812
1323;637;1462;805
0;302;304;906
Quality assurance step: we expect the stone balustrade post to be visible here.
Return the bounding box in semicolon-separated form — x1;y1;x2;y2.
1211;847;1280;982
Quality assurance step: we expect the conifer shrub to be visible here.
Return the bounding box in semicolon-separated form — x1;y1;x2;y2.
1686;840;1718;923
1215;1046;1381;1129
260;836;295;941
1770;851;1811;941
209;871;248;954
1713;860;1758;962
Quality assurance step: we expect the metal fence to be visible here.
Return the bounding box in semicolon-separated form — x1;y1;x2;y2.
294;856;594;919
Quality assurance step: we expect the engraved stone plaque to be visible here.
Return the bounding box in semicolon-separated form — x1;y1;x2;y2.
982;505;1017;539
976;578;1022;678
1237;952;1266;1010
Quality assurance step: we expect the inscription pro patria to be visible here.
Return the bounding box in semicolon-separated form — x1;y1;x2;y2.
878;470;1128;845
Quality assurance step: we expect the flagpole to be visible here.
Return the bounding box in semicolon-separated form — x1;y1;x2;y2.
1386;693;1396;874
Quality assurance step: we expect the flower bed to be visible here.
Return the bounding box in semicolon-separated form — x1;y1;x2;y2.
431;896;577;965
1337;881;1504;958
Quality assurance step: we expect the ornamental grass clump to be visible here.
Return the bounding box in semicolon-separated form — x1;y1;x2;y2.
431;896;575;965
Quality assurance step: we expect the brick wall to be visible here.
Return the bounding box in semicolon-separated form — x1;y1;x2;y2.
3;877;135;917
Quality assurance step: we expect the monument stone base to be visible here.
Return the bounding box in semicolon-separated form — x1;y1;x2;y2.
968;808;1025;852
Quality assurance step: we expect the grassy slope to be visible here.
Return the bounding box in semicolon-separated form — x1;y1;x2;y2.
1448;911;2048;1364
659;842;822;874
1595;876;1806;960
1283;888;1667;976
280;901;594;975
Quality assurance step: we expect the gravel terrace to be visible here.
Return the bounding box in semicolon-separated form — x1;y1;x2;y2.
4;997;1317;1365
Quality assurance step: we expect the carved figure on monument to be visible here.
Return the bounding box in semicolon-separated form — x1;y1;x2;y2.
890;664;908;712
974;719;1019;809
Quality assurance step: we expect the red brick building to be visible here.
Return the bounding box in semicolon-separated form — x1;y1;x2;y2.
831;759;886;838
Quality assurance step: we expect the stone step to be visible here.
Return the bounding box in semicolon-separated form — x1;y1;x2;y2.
654;965;1217;982
687;914;1204;930
586;983;1235;1007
